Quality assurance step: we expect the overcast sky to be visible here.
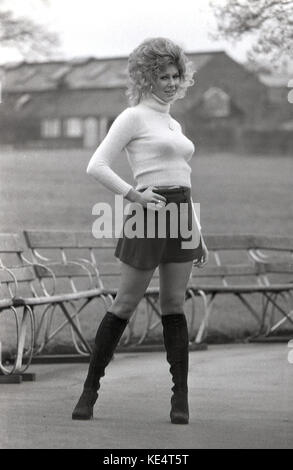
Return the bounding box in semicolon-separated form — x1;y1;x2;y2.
0;0;251;64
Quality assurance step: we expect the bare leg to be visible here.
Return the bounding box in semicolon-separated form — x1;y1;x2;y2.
159;261;193;316
109;261;156;320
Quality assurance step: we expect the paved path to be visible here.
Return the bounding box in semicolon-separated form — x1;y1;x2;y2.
1;343;292;449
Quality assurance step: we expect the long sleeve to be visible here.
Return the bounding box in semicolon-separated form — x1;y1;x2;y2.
86;107;138;196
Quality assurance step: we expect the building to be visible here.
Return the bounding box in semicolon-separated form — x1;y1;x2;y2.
0;51;292;153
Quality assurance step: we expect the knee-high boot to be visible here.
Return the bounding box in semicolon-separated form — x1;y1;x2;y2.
72;311;128;420
161;313;189;424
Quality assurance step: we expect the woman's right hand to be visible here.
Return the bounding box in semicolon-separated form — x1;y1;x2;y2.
126;186;167;210
139;186;167;209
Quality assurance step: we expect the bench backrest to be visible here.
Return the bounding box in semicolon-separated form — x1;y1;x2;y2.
189;234;293;287
23;230;164;290
23;230;122;291
23;231;293;290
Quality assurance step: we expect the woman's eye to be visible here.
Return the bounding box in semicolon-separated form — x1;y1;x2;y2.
160;75;180;80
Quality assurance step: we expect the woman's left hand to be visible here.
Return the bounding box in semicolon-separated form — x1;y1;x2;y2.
193;237;209;268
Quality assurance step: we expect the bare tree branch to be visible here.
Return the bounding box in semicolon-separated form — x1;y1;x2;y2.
0;0;60;60
210;0;293;68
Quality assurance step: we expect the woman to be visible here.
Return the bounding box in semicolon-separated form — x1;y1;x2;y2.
72;37;208;424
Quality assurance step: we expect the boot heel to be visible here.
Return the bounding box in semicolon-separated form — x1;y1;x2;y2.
72;390;98;420
72;410;93;420
170;411;189;425
170;391;189;425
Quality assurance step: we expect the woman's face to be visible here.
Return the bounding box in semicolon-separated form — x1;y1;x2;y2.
151;64;180;102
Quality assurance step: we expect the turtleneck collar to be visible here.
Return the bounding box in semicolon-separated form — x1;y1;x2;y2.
139;92;171;114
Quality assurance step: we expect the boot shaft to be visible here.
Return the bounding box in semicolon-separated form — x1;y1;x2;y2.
161;313;189;393
83;311;128;391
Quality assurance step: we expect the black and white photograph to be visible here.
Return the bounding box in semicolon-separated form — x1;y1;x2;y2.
0;0;292;452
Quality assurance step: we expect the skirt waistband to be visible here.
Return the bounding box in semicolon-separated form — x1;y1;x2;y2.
137;185;190;194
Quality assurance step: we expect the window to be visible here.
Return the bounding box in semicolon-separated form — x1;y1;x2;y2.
99;117;109;141
202;87;231;117
41;118;61;138
84;117;98;148
64;118;83;137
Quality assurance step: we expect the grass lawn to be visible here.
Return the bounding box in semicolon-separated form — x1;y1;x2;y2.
1;146;293;351
1;147;292;234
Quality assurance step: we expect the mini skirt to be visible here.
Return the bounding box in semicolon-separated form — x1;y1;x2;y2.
114;186;204;270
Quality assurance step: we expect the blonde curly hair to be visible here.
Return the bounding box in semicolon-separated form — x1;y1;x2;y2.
126;37;195;106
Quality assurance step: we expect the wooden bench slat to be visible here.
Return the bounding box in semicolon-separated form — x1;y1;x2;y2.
24;230;78;248
191;264;263;277
24;230;118;249
0;233;25;252
204;234;255;250
0;266;35;283
252;235;293;251
34;263;94;278
261;262;293;274
204;234;293;251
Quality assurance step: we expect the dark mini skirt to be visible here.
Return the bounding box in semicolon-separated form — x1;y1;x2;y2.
114;186;204;270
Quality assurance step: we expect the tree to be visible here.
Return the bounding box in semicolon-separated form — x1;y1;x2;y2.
0;0;59;60
210;0;293;70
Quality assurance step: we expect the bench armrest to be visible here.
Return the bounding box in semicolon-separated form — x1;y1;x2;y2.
20;254;57;296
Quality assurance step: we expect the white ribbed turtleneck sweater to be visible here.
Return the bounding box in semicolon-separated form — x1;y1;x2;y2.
86;92;195;196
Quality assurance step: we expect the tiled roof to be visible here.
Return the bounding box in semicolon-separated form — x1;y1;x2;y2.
0;52;220;92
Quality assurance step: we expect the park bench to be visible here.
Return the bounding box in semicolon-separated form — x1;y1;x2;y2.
0;232;105;382
187;234;293;342
1;231;292;382
24;230;293;346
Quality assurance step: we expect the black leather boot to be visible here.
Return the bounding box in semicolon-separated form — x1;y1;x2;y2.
162;313;189;424
71;389;98;420
72;311;128;420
